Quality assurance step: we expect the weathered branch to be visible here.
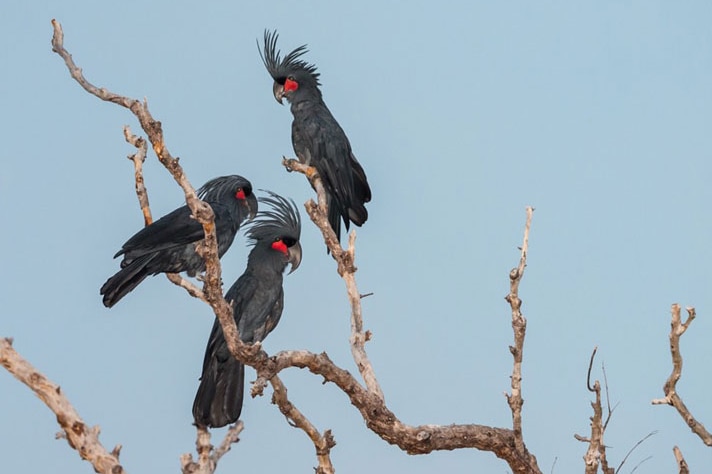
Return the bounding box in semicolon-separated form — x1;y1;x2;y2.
271;376;335;473
180;424;243;474
0;338;125;474
651;304;712;446
123;126;151;226
577;347;613;474
504;206;534;460
282;157;383;400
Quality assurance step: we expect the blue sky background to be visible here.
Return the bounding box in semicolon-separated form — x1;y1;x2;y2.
2;1;711;472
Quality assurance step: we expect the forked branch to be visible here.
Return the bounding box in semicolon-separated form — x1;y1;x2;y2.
651;304;712;446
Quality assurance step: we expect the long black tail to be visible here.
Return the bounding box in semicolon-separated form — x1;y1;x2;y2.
192;323;245;428
100;254;153;308
328;154;371;244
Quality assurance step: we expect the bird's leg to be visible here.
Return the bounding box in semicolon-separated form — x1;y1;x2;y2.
304;166;319;181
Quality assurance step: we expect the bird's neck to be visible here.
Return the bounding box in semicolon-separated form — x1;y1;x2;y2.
246;246;288;276
289;88;324;110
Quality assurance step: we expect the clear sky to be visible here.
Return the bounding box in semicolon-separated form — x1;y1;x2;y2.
2;1;711;472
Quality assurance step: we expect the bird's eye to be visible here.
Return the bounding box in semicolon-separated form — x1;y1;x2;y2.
235;187;246;200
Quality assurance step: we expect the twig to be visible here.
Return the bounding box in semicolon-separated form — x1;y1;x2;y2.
651;304;712;445
628;455;652;474
579;347;613;474
166;273;209;304
614;431;656;474
271;376;335;473
123;126;151;225
0;338;125;474
601;362;619;432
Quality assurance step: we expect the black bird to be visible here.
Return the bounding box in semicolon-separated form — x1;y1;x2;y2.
192;191;302;428
259;30;371;243
100;175;257;308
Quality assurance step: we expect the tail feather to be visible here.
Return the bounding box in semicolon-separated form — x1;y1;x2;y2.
100;254;154;307
192;353;244;428
347;153;370;227
328;196;344;243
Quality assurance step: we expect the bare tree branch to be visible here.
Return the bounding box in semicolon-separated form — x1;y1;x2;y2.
282;157;384;400
577;347;613;474
0;338;125;474
271;376;336;473
123;126;151;225
651;304;712;446
504;206;534;459
180;423;243;474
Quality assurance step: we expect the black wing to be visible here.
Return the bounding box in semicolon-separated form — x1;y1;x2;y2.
116;203;234;260
292;107;357;240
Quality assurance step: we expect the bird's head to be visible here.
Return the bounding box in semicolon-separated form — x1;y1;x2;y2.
198;175;258;222
247;191;302;274
258;29;321;105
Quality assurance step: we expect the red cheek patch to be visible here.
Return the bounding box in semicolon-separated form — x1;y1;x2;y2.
271;240;288;254
235;189;246;200
284;78;299;92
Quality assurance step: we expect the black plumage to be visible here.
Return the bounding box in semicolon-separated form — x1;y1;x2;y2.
192;191;302;428
100;175;257;308
259;30;371;243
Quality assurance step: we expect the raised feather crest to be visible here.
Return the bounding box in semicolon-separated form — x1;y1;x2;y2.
259;29;321;86
246;191;301;245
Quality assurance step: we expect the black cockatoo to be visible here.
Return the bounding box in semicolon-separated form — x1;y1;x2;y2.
259;30;371;243
100;175;257;308
192;191;302;428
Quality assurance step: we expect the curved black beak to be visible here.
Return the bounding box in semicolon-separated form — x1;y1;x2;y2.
273;81;285;105
287;240;302;274
245;193;258;221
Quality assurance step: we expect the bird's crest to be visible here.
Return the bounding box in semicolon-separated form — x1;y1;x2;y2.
258;30;321;86
246;191;301;245
197;175;253;202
